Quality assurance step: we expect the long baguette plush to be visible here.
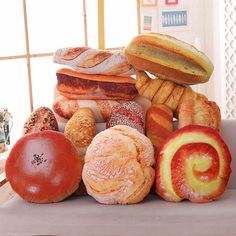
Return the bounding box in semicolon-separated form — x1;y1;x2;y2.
136;71;221;131
124;33;214;85
53;95;120;123
53;47;135;76
56;68;138;100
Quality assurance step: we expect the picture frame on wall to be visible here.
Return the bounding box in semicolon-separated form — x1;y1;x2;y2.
141;0;157;7
159;8;190;32
142;15;154;32
165;0;178;5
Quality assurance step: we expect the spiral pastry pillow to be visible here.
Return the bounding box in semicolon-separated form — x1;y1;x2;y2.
155;125;232;203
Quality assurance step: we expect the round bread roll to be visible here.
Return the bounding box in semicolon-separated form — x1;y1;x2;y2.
124;33;214;85
23;107;59;135
82;125;155;204
64;108;96;163
106;101;145;133
5;130;82;203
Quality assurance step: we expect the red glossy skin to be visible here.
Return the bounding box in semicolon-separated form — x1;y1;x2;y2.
5;130;82;203
155;125;232;203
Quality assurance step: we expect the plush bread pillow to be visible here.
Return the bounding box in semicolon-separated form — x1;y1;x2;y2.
82;125;155;204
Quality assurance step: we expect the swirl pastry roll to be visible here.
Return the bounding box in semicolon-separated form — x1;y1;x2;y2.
82;125;155;204
155;125;231;203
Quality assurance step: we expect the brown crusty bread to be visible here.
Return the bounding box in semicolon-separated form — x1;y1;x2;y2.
23;107;59;135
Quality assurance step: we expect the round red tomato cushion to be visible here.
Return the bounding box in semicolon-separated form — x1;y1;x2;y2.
5;130;82;203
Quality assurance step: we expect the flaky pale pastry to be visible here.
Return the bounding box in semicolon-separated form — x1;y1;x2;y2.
82;125;155;204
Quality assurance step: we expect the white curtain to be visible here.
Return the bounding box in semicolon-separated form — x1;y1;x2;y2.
222;0;236;119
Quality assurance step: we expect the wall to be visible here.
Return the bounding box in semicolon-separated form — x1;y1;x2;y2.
140;0;221;106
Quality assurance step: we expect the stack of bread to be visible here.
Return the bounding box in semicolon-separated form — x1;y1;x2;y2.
5;33;232;205
52;47;138;123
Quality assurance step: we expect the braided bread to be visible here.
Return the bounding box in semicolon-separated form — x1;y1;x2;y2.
135;71;221;131
135;71;197;116
53;47;135;76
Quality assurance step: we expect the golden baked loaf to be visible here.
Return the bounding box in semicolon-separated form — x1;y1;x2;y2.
124;33;214;85
82;125;155;204
146;104;173;150
178;94;221;132
23;107;59;135
53;47;135;76
64;108;96;162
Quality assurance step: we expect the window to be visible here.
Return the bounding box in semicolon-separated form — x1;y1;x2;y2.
0;0;139;143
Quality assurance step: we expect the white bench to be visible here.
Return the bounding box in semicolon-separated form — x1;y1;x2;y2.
0;120;235;236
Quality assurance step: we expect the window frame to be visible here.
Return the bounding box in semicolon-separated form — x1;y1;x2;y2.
0;0;141;112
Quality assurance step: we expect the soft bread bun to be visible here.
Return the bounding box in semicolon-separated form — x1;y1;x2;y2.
82;125;155;204
64;108;96;163
124;33;214;85
106;101;145;134
178;94;221;132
